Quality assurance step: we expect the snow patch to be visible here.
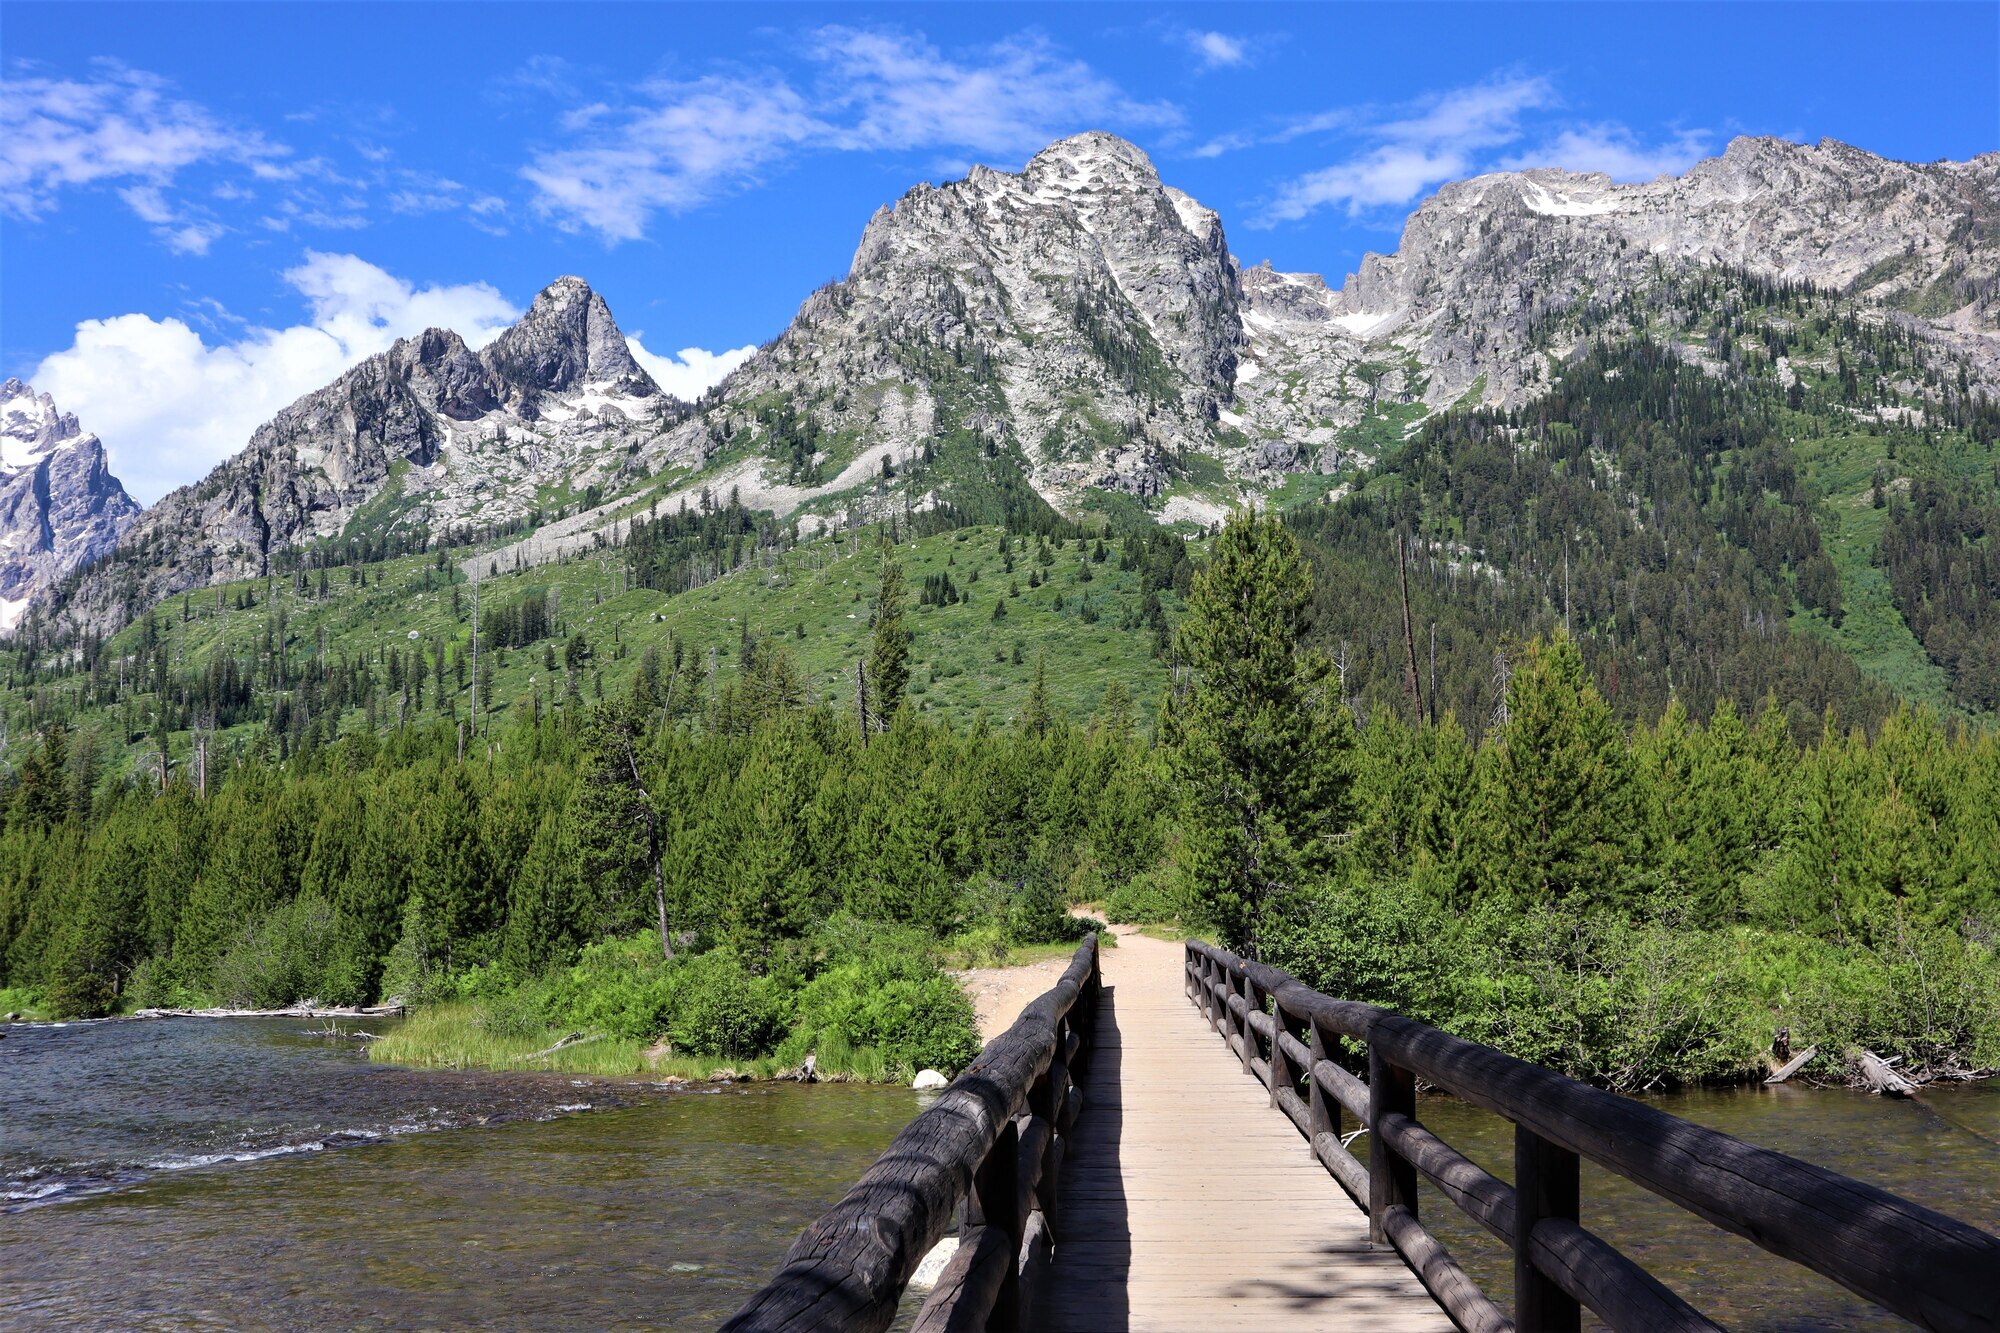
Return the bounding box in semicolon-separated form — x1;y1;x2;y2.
1160;494;1231;527
1521;182;1623;218
1331;310;1400;338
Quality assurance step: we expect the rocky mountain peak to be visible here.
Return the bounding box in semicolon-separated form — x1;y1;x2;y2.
0;380;140;630
479;276;658;407
1023;131;1163;190
2;377;83;466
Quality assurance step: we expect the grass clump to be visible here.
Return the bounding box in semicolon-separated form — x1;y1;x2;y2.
372;919;983;1084
0;985;48;1020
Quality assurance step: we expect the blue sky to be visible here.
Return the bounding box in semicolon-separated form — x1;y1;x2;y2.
3;2;1994;502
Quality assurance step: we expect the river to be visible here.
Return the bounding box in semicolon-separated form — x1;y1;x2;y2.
1;1015;923;1329
3;1016;1995;1330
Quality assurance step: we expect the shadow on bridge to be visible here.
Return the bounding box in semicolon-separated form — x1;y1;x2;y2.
1030;981;1130;1330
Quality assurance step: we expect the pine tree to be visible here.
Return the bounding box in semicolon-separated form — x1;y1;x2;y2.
1469;632;1636;909
1019;652;1055;739
1168;509;1355;957
868;553;911;726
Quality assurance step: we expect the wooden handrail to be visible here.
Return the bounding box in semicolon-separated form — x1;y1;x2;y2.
1185;938;2000;1333
724;934;1101;1333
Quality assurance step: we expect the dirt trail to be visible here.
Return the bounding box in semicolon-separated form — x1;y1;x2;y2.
951;921;1125;1044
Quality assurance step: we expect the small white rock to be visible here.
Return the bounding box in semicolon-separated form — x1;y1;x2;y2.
911;1069;949;1090
907;1236;959;1291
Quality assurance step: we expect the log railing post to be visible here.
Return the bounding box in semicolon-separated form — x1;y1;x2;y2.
1033;1032;1066;1237
974;1114;1022;1329
1307;1017;1339;1141
1232;972;1248;1072
1367;1040;1417;1247
1515;1125;1582;1332
1268;999;1292;1109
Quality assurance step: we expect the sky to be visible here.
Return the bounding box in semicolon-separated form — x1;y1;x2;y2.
2;2;1994;504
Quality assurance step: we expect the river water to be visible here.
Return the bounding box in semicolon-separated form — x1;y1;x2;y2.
1414;1080;2000;1330
1;1016;923;1329
3;1016;1996;1330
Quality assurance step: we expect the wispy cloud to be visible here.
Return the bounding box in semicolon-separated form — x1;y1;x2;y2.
1499;124;1712;181
29;253;518;503
1262;76;1556;223
1240;75;1715;227
1186;31;1252;70
524;75;821;241
0;63;288;249
524;27;1180;242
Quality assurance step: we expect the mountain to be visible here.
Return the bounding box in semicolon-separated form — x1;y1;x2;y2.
0;379;140;630
632;132;1997;532
41;277;673;636
28;133;2000;679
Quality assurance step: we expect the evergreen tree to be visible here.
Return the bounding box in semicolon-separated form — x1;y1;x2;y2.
1019;652;1055;739
1470;632;1636;908
868;552;911;726
1168;509;1355;957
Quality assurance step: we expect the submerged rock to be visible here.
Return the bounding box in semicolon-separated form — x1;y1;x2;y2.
911;1069;949;1090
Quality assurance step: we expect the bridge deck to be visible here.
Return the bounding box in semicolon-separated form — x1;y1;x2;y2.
1031;928;1449;1332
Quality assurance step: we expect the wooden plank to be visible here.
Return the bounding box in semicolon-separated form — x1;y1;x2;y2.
1764;1044;1818;1084
1030;931;1450;1333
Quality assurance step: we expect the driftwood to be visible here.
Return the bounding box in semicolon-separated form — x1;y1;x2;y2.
133;1003;405;1019
1765;1045;1819;1084
521;1032;598;1062
1854;1049;1917;1097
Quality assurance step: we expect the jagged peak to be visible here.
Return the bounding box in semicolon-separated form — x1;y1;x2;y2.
1024;131;1160;185
483;275;655;398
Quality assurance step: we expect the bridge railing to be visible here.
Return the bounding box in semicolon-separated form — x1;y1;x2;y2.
1186;938;2000;1333
724;933;1101;1333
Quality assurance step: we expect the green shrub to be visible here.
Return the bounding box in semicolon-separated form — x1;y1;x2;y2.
1103;869;1189;925
543;931;676;1041
208;895;372;1008
1006;877;1088;946
667;948;785;1057
126;958;201;1010
786;937;980;1078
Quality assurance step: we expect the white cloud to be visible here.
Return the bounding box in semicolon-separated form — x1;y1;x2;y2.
525;76;822;240
1263;76;1555;222
1500;124;1711;181
817;28;1176;156
525;27;1179;241
626;337;758;402
28;253;517;503
0;64;286;228
1188;31;1250;69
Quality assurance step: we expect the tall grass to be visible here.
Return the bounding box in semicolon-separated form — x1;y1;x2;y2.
368;1002;912;1083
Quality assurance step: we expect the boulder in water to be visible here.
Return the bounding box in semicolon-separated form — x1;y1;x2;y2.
911;1069;948;1090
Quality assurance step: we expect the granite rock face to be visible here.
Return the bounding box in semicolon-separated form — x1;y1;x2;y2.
49;278;671;637
647;133;1998;527
34;135;2000;635
1324;136;2000;409
649;132;1247;511
0;379;141;630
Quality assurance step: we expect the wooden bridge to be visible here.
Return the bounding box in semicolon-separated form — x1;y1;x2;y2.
725;930;1999;1332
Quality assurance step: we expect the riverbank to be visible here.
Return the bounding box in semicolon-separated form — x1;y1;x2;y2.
366;1004;800;1082
131;1003;406;1020
367;932;1104;1085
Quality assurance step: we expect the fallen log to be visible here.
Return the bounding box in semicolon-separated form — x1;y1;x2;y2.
1854;1049;1916;1096
520;1032;598;1062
